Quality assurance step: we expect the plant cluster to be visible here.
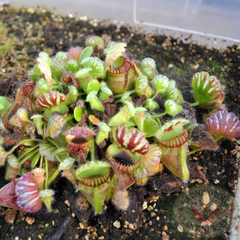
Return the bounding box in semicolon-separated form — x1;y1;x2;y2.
0;36;240;214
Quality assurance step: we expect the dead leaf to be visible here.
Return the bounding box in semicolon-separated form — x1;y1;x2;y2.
160;181;185;194
190;63;199;70
191;125;218;150
3;128;24;145
191;164;209;184
4;209;17;224
89;115;100;125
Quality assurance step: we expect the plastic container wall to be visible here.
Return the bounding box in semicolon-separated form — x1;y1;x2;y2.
6;0;240;48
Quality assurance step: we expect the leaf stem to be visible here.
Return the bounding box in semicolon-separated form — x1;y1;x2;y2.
45;158;48;188
55;154;63;163
40;155;43;168
52;73;61;84
64;114;74;122
47;138;60;148
140;155;144;168
214;135;223;142
188;149;201;155
91;140;95;161
7;139;43;155
152;111;166;118
114;90;135;98
19;149;39;165
48;169;61;185
51;85;62;92
155;117;162;127
43;123;47;139
151;92;158;100
190;102;199;107
18;145;39;161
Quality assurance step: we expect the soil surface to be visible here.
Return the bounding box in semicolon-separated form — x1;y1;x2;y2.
0;5;240;240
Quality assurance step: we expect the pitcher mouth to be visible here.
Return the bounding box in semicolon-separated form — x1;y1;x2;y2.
67;137;94;149
106;146;141;174
107;57;133;74
156;128;188;148
64;127;95;155
78;168;111;187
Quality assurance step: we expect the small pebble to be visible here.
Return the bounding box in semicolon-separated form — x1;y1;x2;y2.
79;223;85;229
26;216;35;225
214;179;220;184
64;200;70;207
151;212;156;217
142;201;148;210
113;220;121;228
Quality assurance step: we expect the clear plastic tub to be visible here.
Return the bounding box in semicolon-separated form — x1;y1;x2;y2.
6;0;240;49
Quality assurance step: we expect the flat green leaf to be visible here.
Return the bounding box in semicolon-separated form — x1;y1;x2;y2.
87;79;100;93
123;101;135;117
74;106;83;122
31;153;40;168
79;46;93;65
96;129;109;143
0;97;11;115
90;97;104;112
144;118;159;138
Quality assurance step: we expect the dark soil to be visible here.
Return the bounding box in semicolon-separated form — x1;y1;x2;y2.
0;5;240;240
